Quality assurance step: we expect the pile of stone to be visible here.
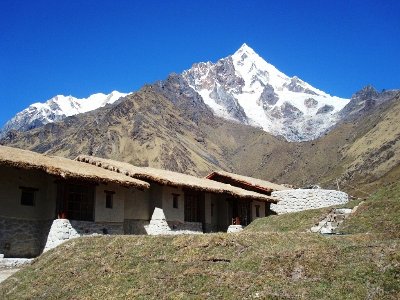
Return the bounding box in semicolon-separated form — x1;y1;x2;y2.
310;208;353;234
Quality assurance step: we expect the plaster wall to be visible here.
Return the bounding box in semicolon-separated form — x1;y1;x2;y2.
149;183;163;211
124;188;150;220
94;183;126;223
0;167;55;220
251;201;266;220
161;185;184;223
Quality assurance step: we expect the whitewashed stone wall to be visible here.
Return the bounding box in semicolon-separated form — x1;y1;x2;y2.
145;208;203;235
43;219;80;252
271;189;349;214
227;225;244;233
43;219;123;252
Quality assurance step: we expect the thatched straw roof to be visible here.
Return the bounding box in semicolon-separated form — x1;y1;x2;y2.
0;146;149;189
76;155;278;203
206;170;289;194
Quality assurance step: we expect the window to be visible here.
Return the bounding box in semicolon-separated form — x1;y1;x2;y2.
20;187;37;206
68;184;95;221
172;194;179;209
105;191;115;209
255;205;260;218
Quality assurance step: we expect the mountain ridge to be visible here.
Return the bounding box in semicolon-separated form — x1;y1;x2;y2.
1;82;399;197
0;91;128;138
1;44;349;142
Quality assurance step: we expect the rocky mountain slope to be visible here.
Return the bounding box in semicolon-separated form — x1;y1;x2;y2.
0;91;127;138
0;82;241;175
1;44;349;142
1;79;399;196
221;88;400;195
182;43;349;141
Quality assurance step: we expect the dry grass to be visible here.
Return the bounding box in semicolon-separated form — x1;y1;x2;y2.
1;184;399;299
246;199;363;233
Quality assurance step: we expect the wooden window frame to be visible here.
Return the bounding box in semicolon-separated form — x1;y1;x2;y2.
105;190;115;209
255;205;260;218
19;186;38;207
172;193;179;209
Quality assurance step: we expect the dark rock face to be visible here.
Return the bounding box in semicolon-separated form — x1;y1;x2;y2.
270;102;304;119
280;102;304;119
182;57;247;123
317;105;334;115
183;58;244;94
304;98;318;109
209;84;247;122
284;77;318;95
153;74;213;124
214;57;245;93
339;85;400;120
258;84;279;108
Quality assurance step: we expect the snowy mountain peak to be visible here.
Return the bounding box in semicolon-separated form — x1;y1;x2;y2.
234;43;258;56
1;44;350;142
0;91;128;137
182;43;350;141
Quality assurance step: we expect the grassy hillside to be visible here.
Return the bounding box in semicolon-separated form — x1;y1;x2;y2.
245;200;362;233
1;184;399;299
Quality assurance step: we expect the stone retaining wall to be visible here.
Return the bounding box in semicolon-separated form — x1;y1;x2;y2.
124;219;149;235
0;217;52;258
43;219;124;252
271;189;349;214
144;208;203;235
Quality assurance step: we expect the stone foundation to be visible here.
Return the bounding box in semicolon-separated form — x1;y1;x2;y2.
43;219;123;252
124;219;149;235
0;217;52;258
145;208;203;235
69;220;123;235
203;223;217;233
271;189;349;214
227;225;244;233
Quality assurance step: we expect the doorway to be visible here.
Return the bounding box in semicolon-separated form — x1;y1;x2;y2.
57;182;95;221
228;198;252;226
184;190;205;225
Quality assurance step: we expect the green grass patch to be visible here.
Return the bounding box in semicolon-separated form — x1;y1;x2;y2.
246;199;363;233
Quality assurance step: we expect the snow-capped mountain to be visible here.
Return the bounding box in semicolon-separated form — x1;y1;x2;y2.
182;43;350;141
0;91;127;137
1;44;350;142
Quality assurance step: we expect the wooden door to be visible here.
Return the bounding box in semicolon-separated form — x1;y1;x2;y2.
184;190;205;224
57;182;95;221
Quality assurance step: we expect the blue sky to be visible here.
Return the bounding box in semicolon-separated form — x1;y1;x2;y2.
1;0;399;126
